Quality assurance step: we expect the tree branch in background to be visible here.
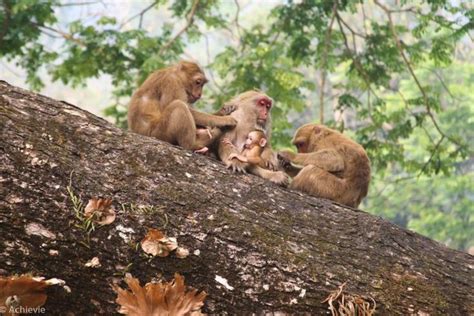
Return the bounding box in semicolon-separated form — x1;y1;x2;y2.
33;23;86;47
157;0;200;56
119;0;160;29
233;0;243;38
374;0;464;149
318;0;338;124
0;0;11;43
336;12;378;98
57;1;101;7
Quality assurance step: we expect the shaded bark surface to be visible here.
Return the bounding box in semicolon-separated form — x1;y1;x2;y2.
0;80;473;315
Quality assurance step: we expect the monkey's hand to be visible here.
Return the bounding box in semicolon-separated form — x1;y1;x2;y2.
261;153;279;171
221;138;236;148
224;158;247;173
269;171;291;187
214;103;238;116
277;150;295;169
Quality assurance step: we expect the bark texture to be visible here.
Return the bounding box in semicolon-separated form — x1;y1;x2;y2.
0;80;473;315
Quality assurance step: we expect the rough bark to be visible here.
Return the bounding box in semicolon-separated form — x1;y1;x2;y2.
0;80;472;315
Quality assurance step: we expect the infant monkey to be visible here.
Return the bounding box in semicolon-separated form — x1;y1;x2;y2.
223;130;268;167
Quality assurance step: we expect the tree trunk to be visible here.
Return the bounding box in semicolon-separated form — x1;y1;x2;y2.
0;80;472;315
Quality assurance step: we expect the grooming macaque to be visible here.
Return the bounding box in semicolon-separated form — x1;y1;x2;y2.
215;91;289;186
225;130;267;167
278;124;370;208
128;61;237;153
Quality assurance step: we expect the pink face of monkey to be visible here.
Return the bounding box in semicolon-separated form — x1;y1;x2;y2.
256;97;272;124
244;131;267;149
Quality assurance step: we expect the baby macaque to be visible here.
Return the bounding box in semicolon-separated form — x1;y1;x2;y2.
223;130;267;168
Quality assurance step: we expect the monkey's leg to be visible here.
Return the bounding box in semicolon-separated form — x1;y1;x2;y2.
152;100;201;151
195;127;224;148
249;165;290;187
260;147;278;170
290;165;355;207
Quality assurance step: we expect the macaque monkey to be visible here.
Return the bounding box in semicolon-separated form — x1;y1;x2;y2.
225;130;267;167
278;124;371;208
127;61;237;153
214;91;289;186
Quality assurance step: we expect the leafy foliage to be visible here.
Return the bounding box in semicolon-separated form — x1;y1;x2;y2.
0;0;472;251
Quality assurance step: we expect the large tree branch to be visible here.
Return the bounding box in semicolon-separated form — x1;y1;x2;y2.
0;80;472;314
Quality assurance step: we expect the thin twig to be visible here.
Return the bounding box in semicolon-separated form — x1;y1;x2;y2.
120;0;160;29
33;23;85;46
426;68;459;101
418;135;445;176
374;0;463;148
233;0;242;38
202;34;223;94
337;13;366;39
57;1;100;7
0;0;11;43
157;0;200;56
336;13;378;98
319;1;338;124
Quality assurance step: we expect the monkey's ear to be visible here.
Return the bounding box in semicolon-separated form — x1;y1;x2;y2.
259;138;267;147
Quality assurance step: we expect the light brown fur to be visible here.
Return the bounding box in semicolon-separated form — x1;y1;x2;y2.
227;130;267;167
214;91;289;186
279;124;370;208
128;61;236;152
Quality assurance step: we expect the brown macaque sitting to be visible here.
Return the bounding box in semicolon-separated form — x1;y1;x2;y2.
278;124;371;208
224;130;268;167
214;91;289;186
127;61;237;153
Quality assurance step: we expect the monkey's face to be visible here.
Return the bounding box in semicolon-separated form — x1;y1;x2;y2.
255;97;272;125
293;124;332;153
244;131;267;149
187;73;208;104
292;124;317;153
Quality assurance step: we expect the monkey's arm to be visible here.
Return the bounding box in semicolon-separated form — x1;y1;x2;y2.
248;165;290;186
190;108;237;128
246;156;262;165
228;153;249;163
291;149;344;172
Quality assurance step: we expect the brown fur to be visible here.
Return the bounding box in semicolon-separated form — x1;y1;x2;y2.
128;61;236;151
279;124;371;208
227;130;267;167
214;91;289;186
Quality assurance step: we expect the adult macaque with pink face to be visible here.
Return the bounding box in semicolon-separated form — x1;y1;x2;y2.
214;91;289;186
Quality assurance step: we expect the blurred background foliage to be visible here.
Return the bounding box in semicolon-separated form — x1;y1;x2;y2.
0;0;472;252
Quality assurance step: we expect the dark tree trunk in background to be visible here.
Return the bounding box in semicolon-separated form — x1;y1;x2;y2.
0;80;472;315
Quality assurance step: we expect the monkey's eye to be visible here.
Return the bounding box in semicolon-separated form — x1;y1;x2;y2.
195;79;202;85
258;98;272;109
295;142;305;149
